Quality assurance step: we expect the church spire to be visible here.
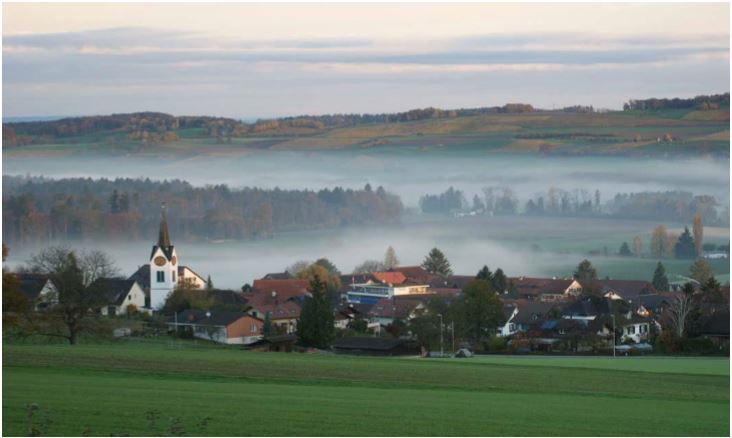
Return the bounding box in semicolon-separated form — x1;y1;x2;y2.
158;202;171;248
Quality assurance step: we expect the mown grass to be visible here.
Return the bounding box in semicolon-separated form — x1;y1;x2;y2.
3;342;729;436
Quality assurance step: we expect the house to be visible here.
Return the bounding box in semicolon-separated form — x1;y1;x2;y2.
620;315;652;344
170;309;263;345
334;302;374;329
246;291;304;335
388;266;435;284
512;301;560;332
346;272;430;304
91;278;148;316
332;336;418;356
510;277;582;302
366;297;426;326
262;272;293;280
16;273;57;310
250;279;310;299
578;279;657;302
561;295;611;321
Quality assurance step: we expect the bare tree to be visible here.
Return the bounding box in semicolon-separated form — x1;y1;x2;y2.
26;247;118;344
667;283;696;338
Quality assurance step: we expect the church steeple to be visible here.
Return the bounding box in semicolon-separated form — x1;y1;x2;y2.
158;203;171;248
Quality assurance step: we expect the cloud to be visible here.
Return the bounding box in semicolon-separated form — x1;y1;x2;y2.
2;27;729;116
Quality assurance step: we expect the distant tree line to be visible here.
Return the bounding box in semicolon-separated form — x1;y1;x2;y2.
420;186;727;226
2;176;403;245
623;93;730;111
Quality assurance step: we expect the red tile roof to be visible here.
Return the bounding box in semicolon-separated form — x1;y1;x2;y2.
367;297;425;320
389;266;434;283
251;279;310;299
372;271;407;285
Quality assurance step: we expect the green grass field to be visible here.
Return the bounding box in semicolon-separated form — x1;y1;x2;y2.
3;341;729;436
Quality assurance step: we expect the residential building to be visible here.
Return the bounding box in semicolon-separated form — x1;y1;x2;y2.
170;309;263;345
91;278;147;316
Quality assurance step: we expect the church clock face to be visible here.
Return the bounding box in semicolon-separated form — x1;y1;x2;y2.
171;256;177;265
154;256;167;267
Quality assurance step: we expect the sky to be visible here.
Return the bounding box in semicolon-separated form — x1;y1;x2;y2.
2;3;730;119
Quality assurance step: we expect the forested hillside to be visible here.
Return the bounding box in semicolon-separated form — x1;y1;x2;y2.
2;176;403;245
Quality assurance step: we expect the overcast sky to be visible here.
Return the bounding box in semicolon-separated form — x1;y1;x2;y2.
3;3;730;119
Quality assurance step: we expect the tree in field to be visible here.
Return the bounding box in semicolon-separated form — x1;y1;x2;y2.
619;242;632;257
476;265;492;281
651;262;669;292
491;268;507;294
668;283;696;338
383;246;399;270
296;274;334;349
689;258;713;284
632;236;643;257
205;275;214;290
27;247;118;344
674;227;697;259
421;247;452;278
459;280;503;344
573;259;598;281
650;225;669;258
692;213;704;256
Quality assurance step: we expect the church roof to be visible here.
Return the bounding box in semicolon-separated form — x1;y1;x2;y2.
151;203;174;260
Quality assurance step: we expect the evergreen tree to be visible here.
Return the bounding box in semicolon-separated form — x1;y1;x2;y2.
262;311;272;336
296;274;335;349
674;227;697;259
618;242;632;257
421;247;453;277
384;246;399;270
109;190;120;214
206;275;214;290
651;262;669;291
476;265;492;281
491;268;507;293
573;259;598;280
459;279;503;344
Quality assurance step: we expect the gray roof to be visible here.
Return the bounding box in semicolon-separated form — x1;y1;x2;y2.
172;309;256;327
16;273;51;301
90;278;139;306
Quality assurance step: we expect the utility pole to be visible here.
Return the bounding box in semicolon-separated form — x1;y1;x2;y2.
451;320;455;356
438;314;444;357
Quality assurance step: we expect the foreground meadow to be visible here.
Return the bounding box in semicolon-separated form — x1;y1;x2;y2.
3;341;729;436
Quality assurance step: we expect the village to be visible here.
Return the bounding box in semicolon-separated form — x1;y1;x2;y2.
9;205;729;357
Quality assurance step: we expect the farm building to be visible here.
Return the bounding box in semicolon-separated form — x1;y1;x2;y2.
170;309;263;345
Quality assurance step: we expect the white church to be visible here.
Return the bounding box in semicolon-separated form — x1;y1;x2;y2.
128;204;206;310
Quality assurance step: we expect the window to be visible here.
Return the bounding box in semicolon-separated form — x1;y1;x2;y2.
172;271;176;282
251;324;258;333
157;271;165;283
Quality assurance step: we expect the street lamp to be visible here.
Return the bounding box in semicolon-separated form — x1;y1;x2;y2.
437;314;444;357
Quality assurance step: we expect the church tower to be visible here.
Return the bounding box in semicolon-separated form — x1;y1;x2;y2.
149;203;178;310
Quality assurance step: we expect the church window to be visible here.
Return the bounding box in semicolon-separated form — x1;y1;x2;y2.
157;271;165;283
172;271;177;282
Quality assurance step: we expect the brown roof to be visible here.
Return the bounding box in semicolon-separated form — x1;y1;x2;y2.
510;277;574;297
389;266;434;283
578;279;657;299
368;297;425;320
251;279;310;299
372;271;407;285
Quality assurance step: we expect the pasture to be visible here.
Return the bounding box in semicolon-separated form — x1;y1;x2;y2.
3;341;729;436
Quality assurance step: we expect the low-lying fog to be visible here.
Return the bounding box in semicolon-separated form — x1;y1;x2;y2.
4;150;730;208
5;216;730;289
4;150;729;287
